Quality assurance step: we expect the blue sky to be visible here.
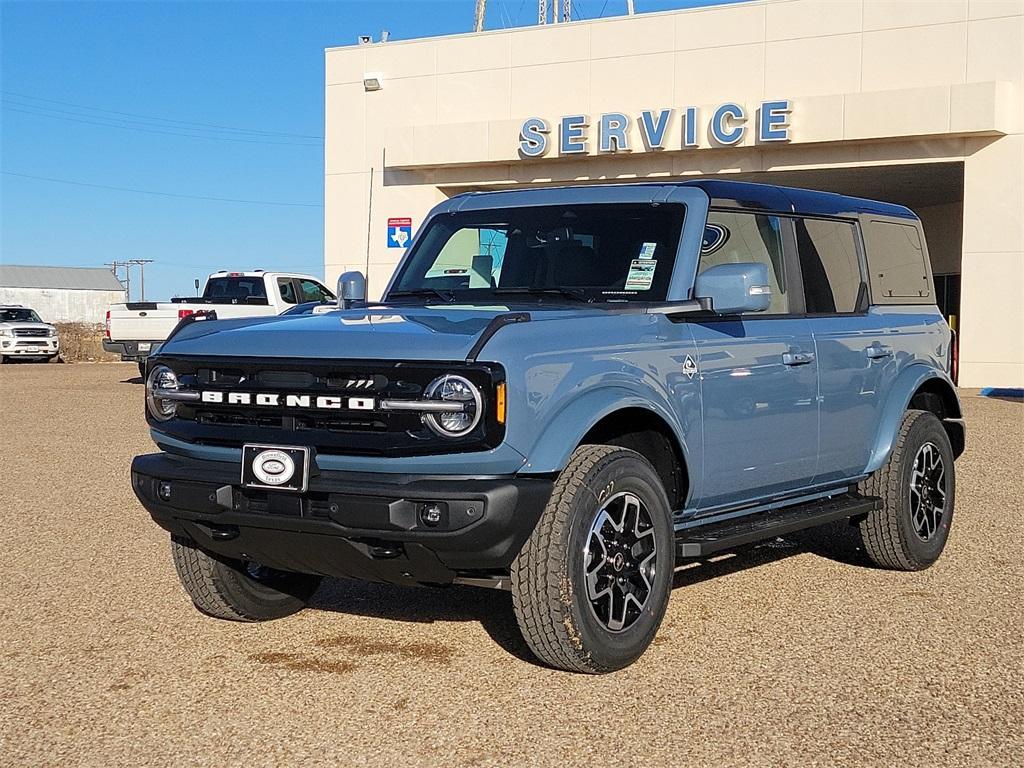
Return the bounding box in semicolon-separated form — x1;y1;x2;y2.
1;0;739;299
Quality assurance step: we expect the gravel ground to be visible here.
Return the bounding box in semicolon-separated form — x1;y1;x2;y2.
1;363;1021;767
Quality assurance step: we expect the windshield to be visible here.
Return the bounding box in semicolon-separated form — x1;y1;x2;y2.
389;203;684;304
203;276;268;301
0;308;42;323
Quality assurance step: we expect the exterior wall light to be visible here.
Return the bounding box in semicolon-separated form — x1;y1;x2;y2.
363;73;383;92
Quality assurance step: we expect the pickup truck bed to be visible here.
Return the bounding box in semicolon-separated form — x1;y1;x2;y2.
104;271;335;364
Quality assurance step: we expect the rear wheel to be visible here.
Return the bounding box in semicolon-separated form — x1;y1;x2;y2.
511;445;674;673
170;536;322;621
858;409;955;570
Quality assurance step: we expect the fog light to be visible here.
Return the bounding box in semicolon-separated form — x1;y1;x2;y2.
419;502;444;527
158;481;172;500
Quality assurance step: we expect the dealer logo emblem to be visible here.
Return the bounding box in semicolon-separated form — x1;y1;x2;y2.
251;449;295;486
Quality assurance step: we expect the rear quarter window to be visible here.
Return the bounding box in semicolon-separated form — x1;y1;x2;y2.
862;219;933;304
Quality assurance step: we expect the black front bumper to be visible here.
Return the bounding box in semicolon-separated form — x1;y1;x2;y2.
132;452;552;586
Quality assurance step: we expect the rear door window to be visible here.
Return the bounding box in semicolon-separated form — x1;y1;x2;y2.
277;278;297;304
699;210;790;314
795;218;863;313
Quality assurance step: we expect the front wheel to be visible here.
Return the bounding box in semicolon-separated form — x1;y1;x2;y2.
858;410;956;570
170;536;322;621
511;445;674;673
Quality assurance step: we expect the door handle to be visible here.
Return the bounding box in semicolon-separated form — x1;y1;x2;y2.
782;351;815;366
865;344;894;360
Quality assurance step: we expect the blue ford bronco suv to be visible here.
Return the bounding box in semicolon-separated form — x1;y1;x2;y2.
133;181;964;673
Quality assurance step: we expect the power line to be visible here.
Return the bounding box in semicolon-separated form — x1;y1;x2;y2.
0;89;322;139
2;170;323;208
2;97;322;142
3;104;322;147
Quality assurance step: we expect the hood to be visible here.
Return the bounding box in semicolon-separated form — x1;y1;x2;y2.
159;305;577;361
0;321;54;331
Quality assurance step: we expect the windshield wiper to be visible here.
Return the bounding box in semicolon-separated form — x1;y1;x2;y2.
491;287;593;303
387;288;456;303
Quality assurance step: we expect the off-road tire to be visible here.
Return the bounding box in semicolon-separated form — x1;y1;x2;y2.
511;445;674;673
170;536;322;621
858;409;955;570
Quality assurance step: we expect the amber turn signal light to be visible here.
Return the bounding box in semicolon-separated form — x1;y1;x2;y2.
496;382;506;424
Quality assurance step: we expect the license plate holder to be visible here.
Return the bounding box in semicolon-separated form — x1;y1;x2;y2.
241;444;310;493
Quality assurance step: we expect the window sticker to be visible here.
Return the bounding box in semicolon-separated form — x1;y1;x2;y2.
639;241;658;260
625;259;657;291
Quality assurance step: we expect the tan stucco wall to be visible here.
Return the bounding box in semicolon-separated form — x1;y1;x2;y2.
325;0;1024;386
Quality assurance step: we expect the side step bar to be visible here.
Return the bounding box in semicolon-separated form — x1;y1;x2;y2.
676;494;879;558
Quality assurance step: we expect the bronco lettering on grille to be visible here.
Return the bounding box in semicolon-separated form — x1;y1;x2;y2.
200;391;375;410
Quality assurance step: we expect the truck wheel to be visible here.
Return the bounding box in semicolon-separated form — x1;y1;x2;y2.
511;445;674;673
858;409;956;571
170;536;322;621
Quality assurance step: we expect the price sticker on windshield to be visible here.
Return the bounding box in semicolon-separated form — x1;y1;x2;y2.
624;259;657;291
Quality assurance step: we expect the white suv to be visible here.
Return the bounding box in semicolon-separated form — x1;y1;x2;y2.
0;305;60;363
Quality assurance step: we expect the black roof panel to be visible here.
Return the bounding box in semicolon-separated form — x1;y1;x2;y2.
677;179;917;219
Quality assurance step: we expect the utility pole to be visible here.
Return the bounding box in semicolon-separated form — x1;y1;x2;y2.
474;0;486;31
105;261;130;301
626;0;635;14
539;0;547;25
562;0;571;22
127;259;154;301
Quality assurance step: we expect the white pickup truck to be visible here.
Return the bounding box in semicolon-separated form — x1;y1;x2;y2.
104;271;335;371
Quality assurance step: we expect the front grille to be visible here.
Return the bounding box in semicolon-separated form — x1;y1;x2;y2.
193;410;390;433
14;329;48;337
151;355;505;457
16;340;50;347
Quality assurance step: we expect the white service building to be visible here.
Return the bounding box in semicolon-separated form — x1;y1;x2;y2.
0;265;126;324
324;0;1024;388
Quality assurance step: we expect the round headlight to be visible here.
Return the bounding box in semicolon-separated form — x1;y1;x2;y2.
422;374;482;438
146;364;180;422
